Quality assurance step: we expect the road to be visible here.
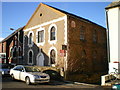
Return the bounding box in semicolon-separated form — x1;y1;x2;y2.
1;76;111;90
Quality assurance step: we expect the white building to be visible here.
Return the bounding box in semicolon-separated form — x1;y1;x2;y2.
105;0;120;73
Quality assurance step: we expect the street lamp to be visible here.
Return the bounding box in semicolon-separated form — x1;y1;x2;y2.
10;28;14;30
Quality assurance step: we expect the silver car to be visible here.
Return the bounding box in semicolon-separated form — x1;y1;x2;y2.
10;65;50;85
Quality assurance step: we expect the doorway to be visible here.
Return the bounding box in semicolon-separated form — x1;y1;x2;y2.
36;53;44;66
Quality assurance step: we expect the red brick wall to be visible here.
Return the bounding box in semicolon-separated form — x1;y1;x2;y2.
0;42;7;53
66;15;108;83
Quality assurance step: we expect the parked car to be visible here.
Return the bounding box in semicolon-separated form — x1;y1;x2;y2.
10;65;50;85
42;70;63;81
0;64;15;76
112;84;120;90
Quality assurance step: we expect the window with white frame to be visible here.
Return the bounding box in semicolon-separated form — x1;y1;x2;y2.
50;26;56;41
37;30;44;43
28;31;34;47
10;47;13;57
29;33;32;45
48;24;57;44
50;49;56;65
24;35;28;44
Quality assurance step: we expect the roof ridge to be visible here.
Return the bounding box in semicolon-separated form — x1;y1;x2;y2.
42;3;105;29
0;26;24;43
106;0;120;9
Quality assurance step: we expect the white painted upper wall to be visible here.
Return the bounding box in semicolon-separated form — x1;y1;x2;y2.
118;7;120;62
107;7;119;62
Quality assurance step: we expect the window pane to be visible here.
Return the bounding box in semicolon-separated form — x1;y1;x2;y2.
18;47;21;56
50;49;55;64
38;31;40;43
38;30;44;43
50;27;56;40
80;26;85;40
13;47;17;57
29;33;32;44
29;51;32;63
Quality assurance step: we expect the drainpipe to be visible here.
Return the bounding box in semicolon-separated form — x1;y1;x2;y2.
105;9;110;73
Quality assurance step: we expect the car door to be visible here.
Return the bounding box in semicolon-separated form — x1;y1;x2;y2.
19;67;26;81
13;66;22;80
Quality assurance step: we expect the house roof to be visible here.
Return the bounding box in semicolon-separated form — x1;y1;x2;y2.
0;26;24;43
24;3;106;30
105;0;120;9
43;3;105;29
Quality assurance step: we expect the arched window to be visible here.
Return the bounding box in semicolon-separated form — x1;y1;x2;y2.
50;26;56;40
18;47;21;56
24;35;28;44
13;47;17;57
28;51;33;64
29;33;32;45
10;47;13;57
71;21;76;28
50;49;56;64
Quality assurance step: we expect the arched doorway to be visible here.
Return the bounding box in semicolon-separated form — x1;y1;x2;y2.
36;53;44;66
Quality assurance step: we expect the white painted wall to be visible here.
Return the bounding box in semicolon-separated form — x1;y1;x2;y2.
107;7;120;73
108;7;119;62
118;8;120;63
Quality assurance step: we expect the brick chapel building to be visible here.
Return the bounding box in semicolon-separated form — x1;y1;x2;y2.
23;3;108;83
0;27;24;64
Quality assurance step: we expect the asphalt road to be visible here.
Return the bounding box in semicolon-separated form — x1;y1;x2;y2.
1;76;111;90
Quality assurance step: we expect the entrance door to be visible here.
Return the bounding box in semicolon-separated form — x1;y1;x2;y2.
36;53;44;66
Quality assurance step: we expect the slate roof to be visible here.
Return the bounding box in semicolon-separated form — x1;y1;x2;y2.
105;0;120;9
0;26;24;43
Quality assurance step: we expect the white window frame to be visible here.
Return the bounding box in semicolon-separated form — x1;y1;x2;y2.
48;24;57;44
10;47;13;57
28;31;34;47
48;47;57;66
28;49;34;65
36;28;45;46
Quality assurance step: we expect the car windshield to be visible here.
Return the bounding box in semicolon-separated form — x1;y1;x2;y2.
24;67;40;72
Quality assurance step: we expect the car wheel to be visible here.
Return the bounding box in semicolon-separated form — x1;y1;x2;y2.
25;77;31;85
11;74;15;81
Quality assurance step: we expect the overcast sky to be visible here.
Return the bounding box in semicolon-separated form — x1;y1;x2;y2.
1;2;111;39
